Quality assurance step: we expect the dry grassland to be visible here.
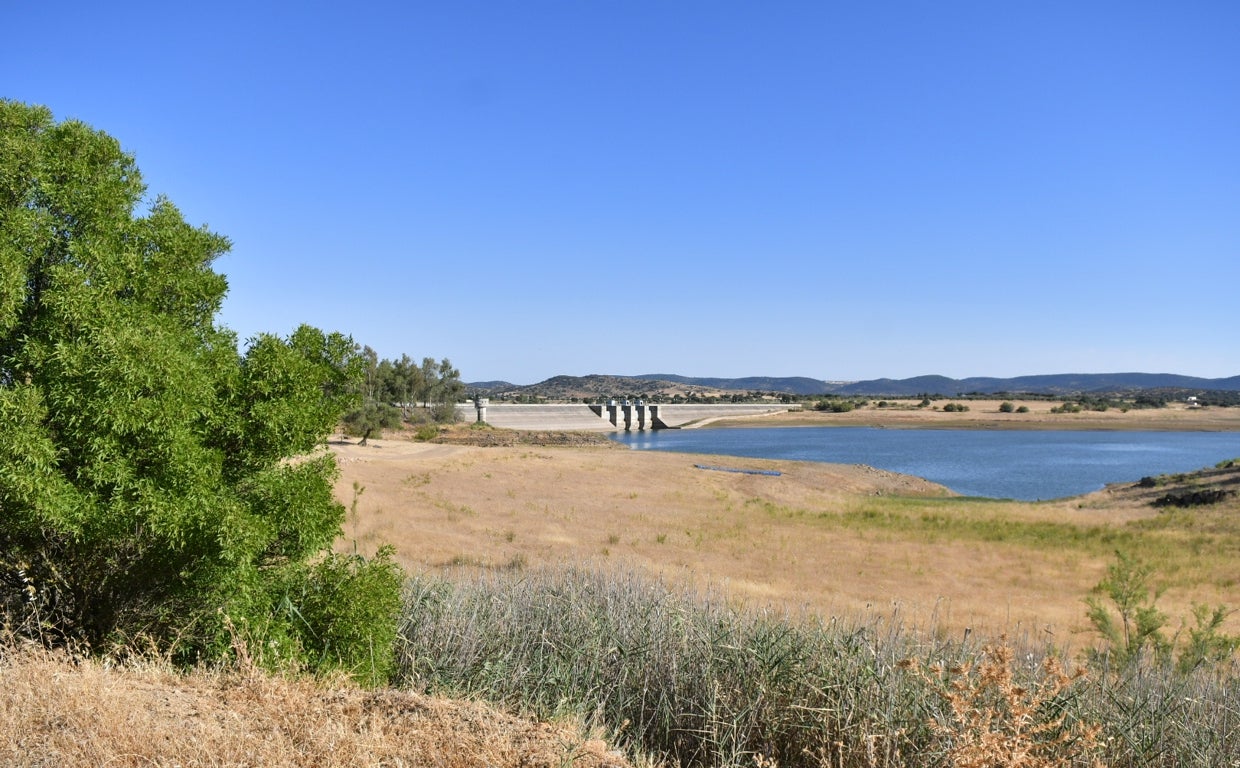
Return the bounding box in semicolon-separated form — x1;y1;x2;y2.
0;644;628;768
332;407;1240;644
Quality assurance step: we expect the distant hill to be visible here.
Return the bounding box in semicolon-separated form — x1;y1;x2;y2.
465;380;517;393
466;374;785;400
467;372;1240;400
831;373;1240;396
630;374;834;396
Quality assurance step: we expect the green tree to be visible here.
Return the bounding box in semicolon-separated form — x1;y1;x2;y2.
1084;551;1171;669
378;353;424;417
415;356;463;422
343;400;403;445
0;101;401;681
1177;603;1240;674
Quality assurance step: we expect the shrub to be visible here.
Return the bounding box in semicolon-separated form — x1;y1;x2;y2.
814;399;855;413
0;100;402;682
999;401;1016;413
913;641;1102;767
343;401;403;444
1084;551;1171;670
291;548;405;685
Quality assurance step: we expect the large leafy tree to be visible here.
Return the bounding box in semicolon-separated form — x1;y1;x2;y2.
0;101;400;679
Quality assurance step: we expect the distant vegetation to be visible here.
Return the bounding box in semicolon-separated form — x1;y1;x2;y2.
471;373;1239;407
342;348;464;443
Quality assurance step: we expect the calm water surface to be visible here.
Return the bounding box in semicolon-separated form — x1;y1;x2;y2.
612;427;1240;500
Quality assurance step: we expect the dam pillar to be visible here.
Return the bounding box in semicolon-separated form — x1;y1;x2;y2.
607;399;618;427
622;399;632;430
649;404;659;429
473;396;489;424
635;400;646;430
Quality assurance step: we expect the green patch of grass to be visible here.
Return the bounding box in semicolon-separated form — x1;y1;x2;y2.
826;498;1129;553
817;495;1240;591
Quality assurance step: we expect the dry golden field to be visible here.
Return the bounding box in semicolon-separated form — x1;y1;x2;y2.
332;402;1240;645
0;645;628;768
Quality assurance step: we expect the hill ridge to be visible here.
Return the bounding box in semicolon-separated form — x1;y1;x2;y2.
467;372;1240;399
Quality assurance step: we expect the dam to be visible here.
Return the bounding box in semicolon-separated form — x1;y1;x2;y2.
453;400;799;431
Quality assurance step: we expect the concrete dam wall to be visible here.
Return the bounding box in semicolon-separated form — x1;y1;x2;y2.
454;402;798;431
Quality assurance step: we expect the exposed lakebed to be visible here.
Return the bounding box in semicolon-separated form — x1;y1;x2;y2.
612;427;1240;500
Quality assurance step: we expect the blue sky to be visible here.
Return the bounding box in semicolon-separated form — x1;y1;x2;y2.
6;2;1238;384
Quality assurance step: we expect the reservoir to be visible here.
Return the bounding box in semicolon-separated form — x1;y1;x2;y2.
611;427;1240;500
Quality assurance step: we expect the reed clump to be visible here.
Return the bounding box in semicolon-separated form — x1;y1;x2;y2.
394;565;1240;768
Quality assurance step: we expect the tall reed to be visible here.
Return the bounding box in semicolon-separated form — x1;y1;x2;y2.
393;565;1238;767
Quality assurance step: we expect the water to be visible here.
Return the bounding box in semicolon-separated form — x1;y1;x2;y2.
611;427;1240;500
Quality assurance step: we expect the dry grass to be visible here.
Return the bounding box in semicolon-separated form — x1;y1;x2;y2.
0;643;630;768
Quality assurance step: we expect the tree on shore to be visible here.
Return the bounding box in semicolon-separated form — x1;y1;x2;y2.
344;351;464;440
0;100;401;682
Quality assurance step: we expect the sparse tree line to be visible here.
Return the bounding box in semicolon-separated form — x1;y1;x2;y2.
490;387;1235;409
342;348;464;443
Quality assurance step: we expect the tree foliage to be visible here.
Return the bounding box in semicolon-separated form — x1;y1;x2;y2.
1084;551;1171;670
0;100;401;681
344;347;463;441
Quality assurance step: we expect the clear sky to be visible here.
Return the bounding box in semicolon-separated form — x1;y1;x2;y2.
6;2;1238;384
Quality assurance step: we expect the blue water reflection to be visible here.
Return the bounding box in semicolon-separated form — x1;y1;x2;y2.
611;427;1240;500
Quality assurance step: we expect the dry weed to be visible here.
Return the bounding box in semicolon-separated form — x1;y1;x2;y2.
911;640;1102;768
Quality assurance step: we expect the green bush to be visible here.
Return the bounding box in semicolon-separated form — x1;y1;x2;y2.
998;401;1015;413
291;548;405;685
0;100;403;682
1084;551;1171;670
343;401;403;443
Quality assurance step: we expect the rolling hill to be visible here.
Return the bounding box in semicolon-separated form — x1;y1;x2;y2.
467;372;1240;400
